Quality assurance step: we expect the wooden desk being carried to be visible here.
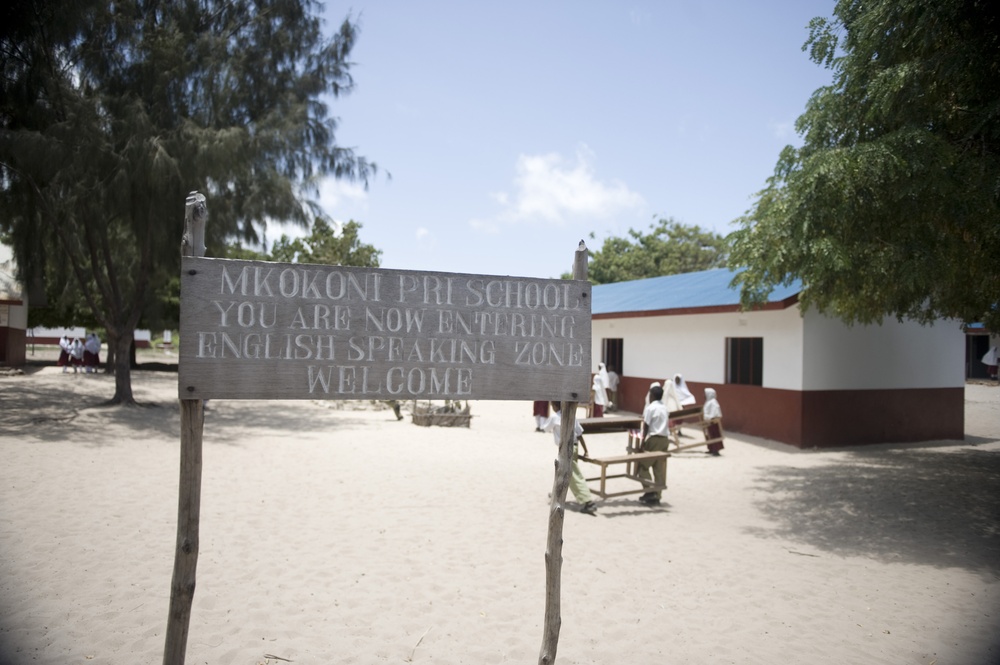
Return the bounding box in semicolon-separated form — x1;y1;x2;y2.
578;416;642;434
668;405;725;452
578;430;669;499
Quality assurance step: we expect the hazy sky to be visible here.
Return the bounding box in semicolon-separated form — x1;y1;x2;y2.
285;0;837;279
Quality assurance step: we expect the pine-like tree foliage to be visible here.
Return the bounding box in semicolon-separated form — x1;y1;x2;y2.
729;0;1000;330
0;0;376;403
583;218;727;285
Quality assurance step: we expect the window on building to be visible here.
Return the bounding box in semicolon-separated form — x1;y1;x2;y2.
602;337;623;375
727;337;762;386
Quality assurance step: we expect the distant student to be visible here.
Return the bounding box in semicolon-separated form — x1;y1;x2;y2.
637;385;670;506
69;338;85;373
546;401;597;515
58;335;71;372
983;346;999;381
84;332;102;373
666;373;697;438
672;374;696;406
702;388;725;456
532;400;550;432
606;366;620;411
591;363;610;417
644;381;660;407
382;400;403;420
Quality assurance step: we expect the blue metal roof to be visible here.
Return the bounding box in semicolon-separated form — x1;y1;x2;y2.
591;268;802;315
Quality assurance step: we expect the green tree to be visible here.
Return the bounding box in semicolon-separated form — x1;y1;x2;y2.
728;0;1000;330
268;218;381;267
0;0;377;403
578;218;727;284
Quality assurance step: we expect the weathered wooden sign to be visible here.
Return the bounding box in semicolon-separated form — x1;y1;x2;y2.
178;256;592;400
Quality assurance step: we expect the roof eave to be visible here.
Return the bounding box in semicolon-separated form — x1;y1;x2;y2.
593;293;800;320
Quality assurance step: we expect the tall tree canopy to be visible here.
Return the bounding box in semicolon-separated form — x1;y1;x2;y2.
579;218;727;284
0;0;376;403
728;0;1000;330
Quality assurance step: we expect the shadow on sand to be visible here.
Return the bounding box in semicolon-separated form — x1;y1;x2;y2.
0;365;375;446
748;445;1000;577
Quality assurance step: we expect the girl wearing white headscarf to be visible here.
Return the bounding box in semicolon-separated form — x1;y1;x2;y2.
69;338;84;373
58;335;71;372
702;387;724;455
665;374;697;440
591;363;610;417
983;346;999;380
84;332;101;373
672;374;696;406
662;379;680;412
644;381;661;407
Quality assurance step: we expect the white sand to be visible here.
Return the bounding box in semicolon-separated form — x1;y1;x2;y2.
1;361;998;664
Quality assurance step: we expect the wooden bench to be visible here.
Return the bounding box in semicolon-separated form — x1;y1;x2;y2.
578;430;669;499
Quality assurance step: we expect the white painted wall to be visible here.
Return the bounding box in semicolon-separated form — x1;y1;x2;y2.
593;305;806;390
29;327;152;342
29;326;87;339
594;305;965;392
7;303;28;329
801;311;965;390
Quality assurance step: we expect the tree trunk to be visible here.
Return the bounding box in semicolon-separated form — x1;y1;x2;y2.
105;343;115;373
108;327;136;405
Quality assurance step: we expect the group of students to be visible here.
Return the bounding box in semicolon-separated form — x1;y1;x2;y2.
57;333;102;374
533;370;725;514
635;380;723;505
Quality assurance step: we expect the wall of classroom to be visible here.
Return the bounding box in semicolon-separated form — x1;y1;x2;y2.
592;304;965;448
801;310;965;391
592;304;805;391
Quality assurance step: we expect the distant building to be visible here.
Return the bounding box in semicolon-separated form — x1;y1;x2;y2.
0;245;28;367
964;322;999;380
590;269;964;448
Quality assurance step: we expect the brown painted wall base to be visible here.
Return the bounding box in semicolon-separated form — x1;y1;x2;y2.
619;376;965;448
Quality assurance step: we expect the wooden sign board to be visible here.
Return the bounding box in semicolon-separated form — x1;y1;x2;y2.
178;256;592;401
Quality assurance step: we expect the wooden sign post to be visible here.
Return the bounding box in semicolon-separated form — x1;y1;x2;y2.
162;193;592;664
163;192;207;665
538;241;588;665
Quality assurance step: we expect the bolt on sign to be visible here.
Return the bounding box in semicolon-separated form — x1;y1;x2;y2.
179;257;592;401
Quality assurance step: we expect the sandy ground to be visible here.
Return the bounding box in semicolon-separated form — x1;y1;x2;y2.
1;354;998;665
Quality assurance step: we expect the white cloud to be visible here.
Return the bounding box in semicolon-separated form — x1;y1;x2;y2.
415;227;431;241
487;145;645;227
317;178;369;212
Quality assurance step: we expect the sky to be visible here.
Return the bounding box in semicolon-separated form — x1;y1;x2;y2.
280;0;838;280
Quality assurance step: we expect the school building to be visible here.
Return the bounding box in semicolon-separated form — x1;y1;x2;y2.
590;268;966;448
